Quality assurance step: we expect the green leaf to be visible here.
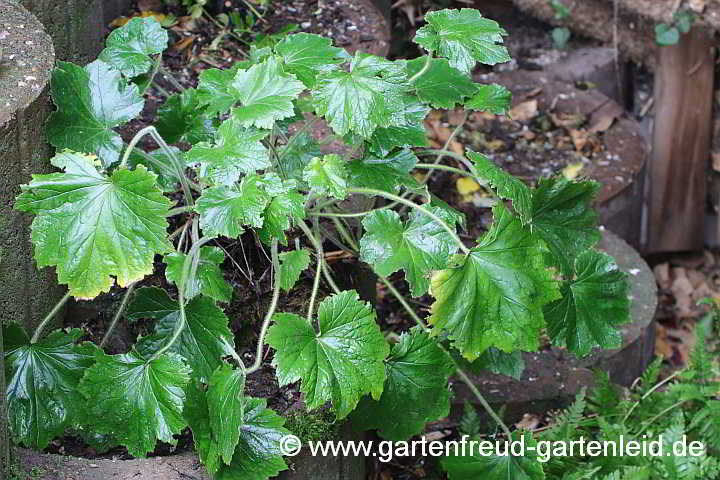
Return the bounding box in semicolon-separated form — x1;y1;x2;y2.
544;250;630;357
406;56;478;109
430;195;467;230
368;95;430;157
429;204;558;360
15;151;172;299
278;131;322;185
352;327;454;440
551;27;571;49
256;176;306;246
129;287;236;382
214;398;290;480
195;174;273;238
4;327;98;449
155;89;215;144
78;351;190;457
275;33;347;88
655;24;680;46
47;61;144;167
441;431;545;480
197;63;247;116
360;207;460;297
208;363;246;464
164;246;232;303
277;249;311;292
266;290;389;418
303;154;348;199
99;17;168;77
466;84;512;115
231;56;305;129
313;52;409;138
184;381;223;474
469;150;532;224
466;348;525;379
187;117;270;186
529;177;600;275
414;8;511;74
347;149;421;194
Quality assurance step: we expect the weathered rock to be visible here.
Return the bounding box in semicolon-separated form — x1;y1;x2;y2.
19;0;133;64
0;1;64;331
452;229;658;419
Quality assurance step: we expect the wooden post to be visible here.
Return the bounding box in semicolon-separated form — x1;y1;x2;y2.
647;28;715;253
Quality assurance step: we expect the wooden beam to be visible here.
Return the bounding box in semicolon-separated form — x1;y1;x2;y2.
647;28;715;253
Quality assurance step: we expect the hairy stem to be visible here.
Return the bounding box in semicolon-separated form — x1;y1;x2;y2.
348;187;470;255
150;236;214;361
119;126;155;169
409;53;433;83
143;53;163;96
100;283;137;348
246;240;281;375
166;205;195;217
297;220;342;294
307;245;323;322
30;292;72;343
415;162;478;178
147;127;194;207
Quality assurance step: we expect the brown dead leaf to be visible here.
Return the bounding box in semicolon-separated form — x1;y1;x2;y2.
509;100;538;122
688;0;706;13
712;153;720;172
671;274;695;317
654;262;671;290
449;140;464;156
569;129;589;151
550;112;586;129
655;324;673;358
588;113;616;133
486;139;506;151
173;36;194;52
521;129;536;141
515;413;541;431
432;125;452;144
686;269;706;289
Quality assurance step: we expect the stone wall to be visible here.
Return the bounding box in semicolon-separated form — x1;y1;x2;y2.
0;1;63;331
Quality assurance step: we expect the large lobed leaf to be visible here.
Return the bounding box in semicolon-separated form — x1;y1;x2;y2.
99;17;168;77
360;207;459;297
303;154;348;199
78;351;190;457
545;250;630;357
129;287;236;382
4;326;98;449
529;177;601;276
275;33;348;88
15;151;172;299
187;117;270;186
266;290;389;418
347;149;422;194
47;61;144;167
429;204;559;360
155;88;215;145
352;327;455;440
406;56;478;109
231;56;305;129
313;52;410;138
466;84;513;115
277;249;311;292
414;8;511;74
184;386;290;479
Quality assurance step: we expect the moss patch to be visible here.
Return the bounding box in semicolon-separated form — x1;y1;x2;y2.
284;409;340;443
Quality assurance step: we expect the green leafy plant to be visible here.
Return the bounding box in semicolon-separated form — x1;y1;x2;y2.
548;0;572;49
656;9;695;46
5;9;632;479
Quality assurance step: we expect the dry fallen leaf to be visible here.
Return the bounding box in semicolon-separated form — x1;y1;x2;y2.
562;162;584;180
712;152;720;172
486;139;505;151
654;262;671;290
509;100;538;122
588;113;616;133
569;129;589;151
449;140;464;156
550;112;586;129
173;36;194;52
688;0;706;13
515;413;541;431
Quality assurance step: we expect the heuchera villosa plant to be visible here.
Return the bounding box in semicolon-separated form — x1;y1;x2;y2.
5;9;631;479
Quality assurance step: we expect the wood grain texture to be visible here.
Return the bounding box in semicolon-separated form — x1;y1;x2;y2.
647;28;715;253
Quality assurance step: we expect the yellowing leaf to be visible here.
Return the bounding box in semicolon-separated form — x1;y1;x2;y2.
456;177;480;195
562;162;584;180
